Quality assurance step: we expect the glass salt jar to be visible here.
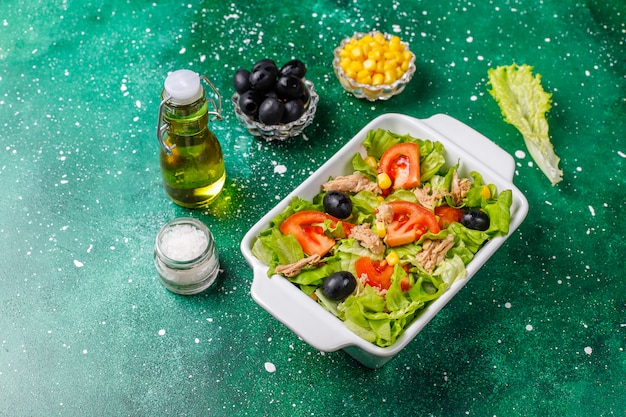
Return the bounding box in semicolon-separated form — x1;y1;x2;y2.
154;217;220;295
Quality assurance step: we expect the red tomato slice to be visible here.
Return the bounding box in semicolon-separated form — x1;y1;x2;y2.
355;257;411;291
378;142;421;194
434;205;464;229
355;257;394;290
279;210;352;257
385;201;440;247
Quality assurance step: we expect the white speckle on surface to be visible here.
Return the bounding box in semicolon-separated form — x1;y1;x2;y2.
588;206;595;216
274;164;287;175
158;329;166;336
618;150;626;158
545;201;552;206
264;362;276;373
505;302;512;309
514;150;526;159
179;47;186;54
82;349;88;354
194;338;200;344
526;324;533;331
73;260;84;268
584;346;592;355
470;95;477;101
87;244;93;253
135;100;142;109
466;36;473;43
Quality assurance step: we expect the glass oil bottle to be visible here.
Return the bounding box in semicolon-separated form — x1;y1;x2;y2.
157;70;226;208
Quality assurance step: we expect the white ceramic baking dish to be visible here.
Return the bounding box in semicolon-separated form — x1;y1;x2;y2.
240;113;529;368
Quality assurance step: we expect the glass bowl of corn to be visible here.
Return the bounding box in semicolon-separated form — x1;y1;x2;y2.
332;31;416;101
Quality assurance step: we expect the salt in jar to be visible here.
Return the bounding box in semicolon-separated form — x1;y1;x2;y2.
154;217;220;295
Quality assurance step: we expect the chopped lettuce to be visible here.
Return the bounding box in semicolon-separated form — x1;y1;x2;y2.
487;63;563;185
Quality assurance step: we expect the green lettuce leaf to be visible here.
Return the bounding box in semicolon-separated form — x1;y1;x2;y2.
487;63;563;185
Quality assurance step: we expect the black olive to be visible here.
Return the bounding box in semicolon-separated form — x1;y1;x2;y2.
258;97;285;125
282;99;305;123
249;68;276;93
279;59;307;78
323;190;353;219
252;58;278;76
233;68;251;94
275;75;305;100
322;271;357;301
461;209;490;231
238;90;261;117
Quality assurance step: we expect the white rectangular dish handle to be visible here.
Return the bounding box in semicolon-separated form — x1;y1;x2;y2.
422;114;516;181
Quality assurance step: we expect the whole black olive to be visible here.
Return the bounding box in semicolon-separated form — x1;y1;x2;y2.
461;209;490;231
249;68;276;93
282;99;305;123
233;68;251;94
322;271;357;301
323;190;353;219
258;97;285;125
279;59;307;78
275;75;305;100
252;59;278;76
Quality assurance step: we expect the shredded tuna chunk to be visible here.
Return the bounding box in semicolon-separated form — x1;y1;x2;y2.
322;173;381;194
415;234;455;273
450;171;471;205
375;202;394;224
275;254;321;277
350;223;385;254
414;185;447;211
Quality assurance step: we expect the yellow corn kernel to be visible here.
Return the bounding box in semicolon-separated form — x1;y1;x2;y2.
364;155;378;169
371;73;384;85
363;59;376;71
383;70;396;84
480;185;491;199
357;74;372;85
344;67;357;80
350;46;363;60
349;60;364;73
368;49;382;61
376;221;387;238
385;251;400;266
377;196;385;202
377;172;392;190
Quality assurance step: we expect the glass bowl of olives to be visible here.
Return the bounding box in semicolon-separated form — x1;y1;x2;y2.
232;59;319;142
332;31;416;101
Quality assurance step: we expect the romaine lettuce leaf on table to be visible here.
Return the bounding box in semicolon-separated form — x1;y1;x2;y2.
487;63;563;185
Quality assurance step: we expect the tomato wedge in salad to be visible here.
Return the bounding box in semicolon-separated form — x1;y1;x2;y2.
378;142;421;194
279;210;353;257
385;201;440;247
355;256;394;290
355;256;411;291
435;205;464;229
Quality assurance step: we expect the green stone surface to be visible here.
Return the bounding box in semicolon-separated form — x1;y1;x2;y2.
1;1;624;416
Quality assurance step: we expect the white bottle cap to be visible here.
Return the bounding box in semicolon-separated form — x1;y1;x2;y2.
163;69;204;105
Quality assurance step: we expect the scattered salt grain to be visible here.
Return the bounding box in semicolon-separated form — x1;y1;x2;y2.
264;362;276;373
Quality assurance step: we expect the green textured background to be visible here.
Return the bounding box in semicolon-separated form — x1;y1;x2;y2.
1;1;624;416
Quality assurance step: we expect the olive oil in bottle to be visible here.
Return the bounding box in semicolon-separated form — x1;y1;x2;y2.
157;70;225;208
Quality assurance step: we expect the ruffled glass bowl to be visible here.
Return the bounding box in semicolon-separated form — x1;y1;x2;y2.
231;79;319;142
332;32;416;101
